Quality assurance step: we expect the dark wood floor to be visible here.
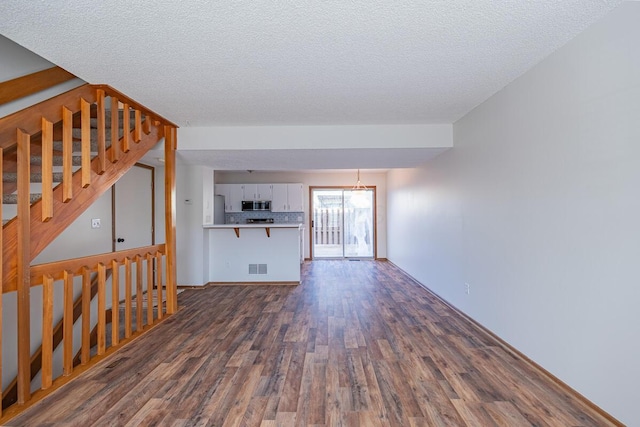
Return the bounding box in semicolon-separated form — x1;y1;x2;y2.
8;260;613;426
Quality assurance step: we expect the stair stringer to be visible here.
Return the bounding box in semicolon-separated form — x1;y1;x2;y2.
2;124;164;292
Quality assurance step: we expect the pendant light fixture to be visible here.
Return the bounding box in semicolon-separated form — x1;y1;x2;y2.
352;169;368;191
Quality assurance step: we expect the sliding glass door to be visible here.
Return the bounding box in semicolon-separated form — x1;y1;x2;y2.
311;188;375;259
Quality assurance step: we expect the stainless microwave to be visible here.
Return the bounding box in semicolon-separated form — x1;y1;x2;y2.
242;200;271;211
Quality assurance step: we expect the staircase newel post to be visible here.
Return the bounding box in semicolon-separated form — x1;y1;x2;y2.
164;126;178;314
16;129;31;404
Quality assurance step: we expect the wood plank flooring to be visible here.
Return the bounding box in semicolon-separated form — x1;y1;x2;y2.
7;260;615;426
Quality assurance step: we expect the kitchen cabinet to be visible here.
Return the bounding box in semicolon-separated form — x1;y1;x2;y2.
272;183;304;212
243;184;273;201
287;183;304;212
271;184;288;212
257;184;273;200
215;184;244;212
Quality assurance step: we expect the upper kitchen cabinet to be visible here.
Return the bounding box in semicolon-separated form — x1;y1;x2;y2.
243;184;273;201
272;183;304;212
287;183;304;211
215;184;244;212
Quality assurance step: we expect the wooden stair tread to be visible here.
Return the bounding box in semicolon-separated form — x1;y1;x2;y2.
29;155;83;166
3;172;64;183
3;193;41;204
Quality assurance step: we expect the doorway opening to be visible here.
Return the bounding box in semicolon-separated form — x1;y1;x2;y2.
311;187;376;259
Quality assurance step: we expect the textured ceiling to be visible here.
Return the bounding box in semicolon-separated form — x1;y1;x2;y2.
0;0;623;127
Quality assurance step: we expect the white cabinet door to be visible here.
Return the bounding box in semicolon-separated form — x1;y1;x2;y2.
242;184;257;201
287;183;304;212
271;184;288;212
257;184;273;200
228;185;244;212
216;184;244;212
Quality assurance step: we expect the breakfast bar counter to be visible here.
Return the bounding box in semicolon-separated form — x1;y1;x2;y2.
204;224;302;284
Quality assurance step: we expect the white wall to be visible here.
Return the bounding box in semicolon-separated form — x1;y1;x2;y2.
0;35;84;118
387;3;640;424
175;164;214;285
216;170;387;259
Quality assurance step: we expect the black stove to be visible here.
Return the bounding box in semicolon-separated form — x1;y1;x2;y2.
246;218;274;224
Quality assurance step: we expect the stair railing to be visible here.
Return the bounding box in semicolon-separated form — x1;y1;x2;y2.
0;84;178;420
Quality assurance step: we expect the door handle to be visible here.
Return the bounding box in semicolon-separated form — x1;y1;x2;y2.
117;238;125;243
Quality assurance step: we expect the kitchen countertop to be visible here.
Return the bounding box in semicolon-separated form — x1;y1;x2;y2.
204;223;302;229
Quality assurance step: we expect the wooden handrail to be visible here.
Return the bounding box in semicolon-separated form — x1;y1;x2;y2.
93;84;177;128
29;244;165;284
0;83;177;151
0;84;95;150
0;66;76;106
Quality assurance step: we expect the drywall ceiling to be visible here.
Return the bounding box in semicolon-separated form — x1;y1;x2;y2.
0;1;623;128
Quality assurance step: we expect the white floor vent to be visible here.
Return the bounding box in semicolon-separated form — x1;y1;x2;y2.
249;264;268;275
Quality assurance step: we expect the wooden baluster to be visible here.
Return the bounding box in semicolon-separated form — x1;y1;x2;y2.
156;252;163;320
16;129;31;403
146;253;154;325
135;255;143;331
62;106;73;202
81;98;91;188
111;259;120;346
165;126;178;314
81;267;91;364
41;118;54;221
110;96;120;163
63;270;73;376
96;89;107;174
125;257;132;338
97;263;106;355
134;109;142;142
122;103;130;153
142;114;151;135
41;274;54;390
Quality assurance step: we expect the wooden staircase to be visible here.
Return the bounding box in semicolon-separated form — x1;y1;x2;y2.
0;81;179;421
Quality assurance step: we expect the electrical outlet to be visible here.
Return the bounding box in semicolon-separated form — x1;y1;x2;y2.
297;216;302;222
91;218;101;229
284;216;289;222
465;283;470;295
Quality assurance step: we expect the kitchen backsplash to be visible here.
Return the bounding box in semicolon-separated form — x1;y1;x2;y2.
225;211;305;224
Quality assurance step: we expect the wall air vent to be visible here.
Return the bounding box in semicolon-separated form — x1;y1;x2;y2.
248;264;268;275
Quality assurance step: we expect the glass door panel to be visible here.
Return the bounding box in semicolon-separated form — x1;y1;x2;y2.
312;188;374;259
312;190;343;258
343;190;374;258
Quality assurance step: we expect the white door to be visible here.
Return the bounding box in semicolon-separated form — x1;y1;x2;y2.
114;164;154;251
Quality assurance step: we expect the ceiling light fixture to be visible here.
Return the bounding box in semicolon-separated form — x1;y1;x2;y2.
352;169;368;191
